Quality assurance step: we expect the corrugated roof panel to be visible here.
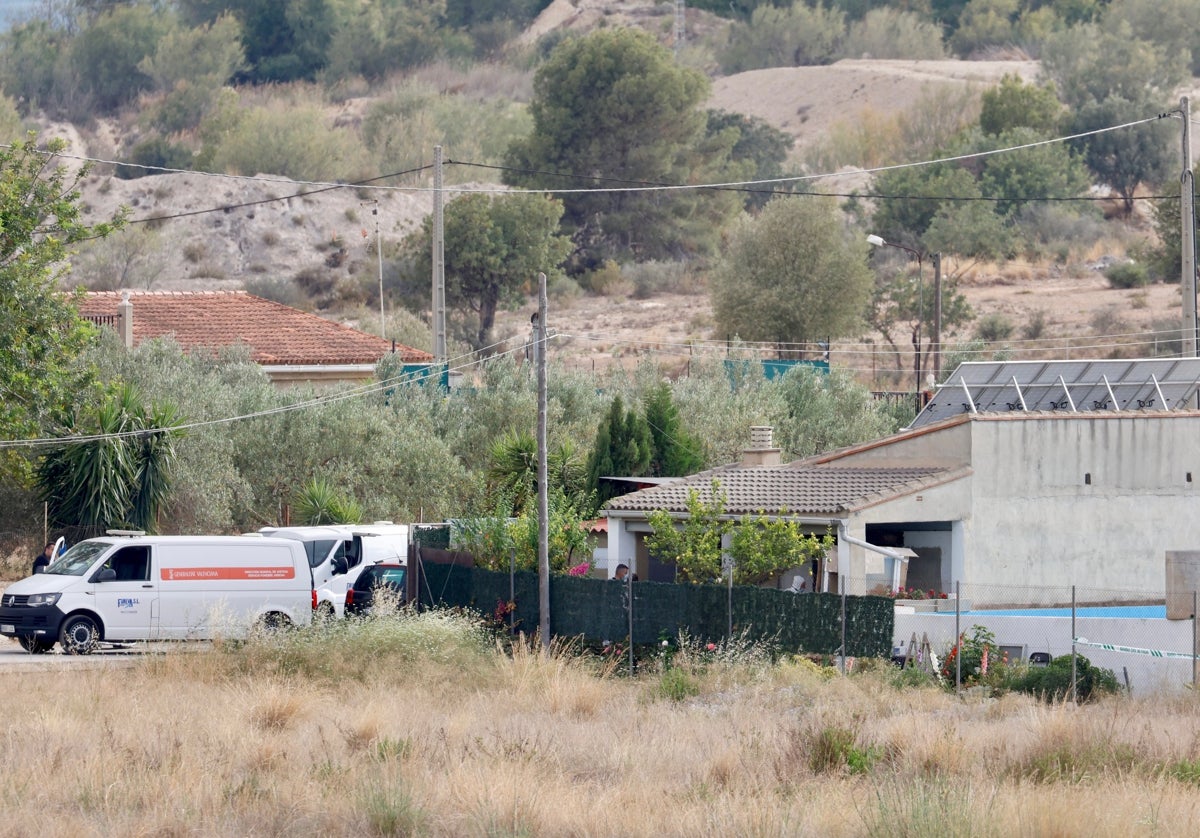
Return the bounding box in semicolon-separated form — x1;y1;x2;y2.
913;358;1200;427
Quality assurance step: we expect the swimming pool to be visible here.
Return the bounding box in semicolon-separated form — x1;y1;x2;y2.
964;604;1167;619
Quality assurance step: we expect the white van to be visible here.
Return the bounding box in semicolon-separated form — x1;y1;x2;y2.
260;523;409;618
0;534;314;654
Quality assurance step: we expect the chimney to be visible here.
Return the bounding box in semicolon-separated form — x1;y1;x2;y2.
118;290;133;348
741;425;781;467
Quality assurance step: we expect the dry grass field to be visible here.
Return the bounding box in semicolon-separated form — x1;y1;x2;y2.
5;610;1200;837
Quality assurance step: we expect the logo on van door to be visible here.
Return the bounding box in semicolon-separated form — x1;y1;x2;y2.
162;567;296;581
117;598;140;609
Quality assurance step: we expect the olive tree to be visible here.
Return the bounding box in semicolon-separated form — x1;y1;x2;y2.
711;196;873;347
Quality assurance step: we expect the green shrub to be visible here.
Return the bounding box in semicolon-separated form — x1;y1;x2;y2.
359;786;425;836
578;260;630;296
1104;261;1149;289
1021;309;1048;341
548;274;582;304
243;276;309;310
1009;653;1121;703
657;667;700;702
1167;758;1200;785
808;726;881;775
718;3;845;73
116;137;194;179
841;8;947;60
975;313;1015;342
626;260;700;299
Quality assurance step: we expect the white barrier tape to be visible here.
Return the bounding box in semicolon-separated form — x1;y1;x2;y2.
1073;637;1195;661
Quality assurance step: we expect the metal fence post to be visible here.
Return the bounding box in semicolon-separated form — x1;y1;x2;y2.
728;560;734;638
1071;585;1077;703
955;580;961;693
627;572;634;677
840;586;847;675
1193;590;1198;691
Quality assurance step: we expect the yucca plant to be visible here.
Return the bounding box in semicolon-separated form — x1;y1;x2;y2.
292;477;363;525
36;382;183;533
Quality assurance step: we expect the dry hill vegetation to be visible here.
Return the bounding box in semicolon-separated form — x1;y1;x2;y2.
13;0;1187;383
5;611;1200;836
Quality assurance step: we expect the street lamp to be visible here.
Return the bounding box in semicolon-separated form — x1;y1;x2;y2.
868;235;925;393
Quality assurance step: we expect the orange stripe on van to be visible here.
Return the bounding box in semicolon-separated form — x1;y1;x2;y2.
160;567;296;581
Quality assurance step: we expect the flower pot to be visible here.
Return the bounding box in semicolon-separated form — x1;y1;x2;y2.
895;599;938;612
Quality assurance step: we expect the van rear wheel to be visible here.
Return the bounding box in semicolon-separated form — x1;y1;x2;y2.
60;615;100;655
18;636;53;654
252;612;293;638
314;602;336;626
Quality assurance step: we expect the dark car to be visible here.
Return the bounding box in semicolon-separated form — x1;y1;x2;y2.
344;563;407;616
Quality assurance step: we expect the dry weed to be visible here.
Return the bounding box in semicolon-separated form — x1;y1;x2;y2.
2;630;1200;836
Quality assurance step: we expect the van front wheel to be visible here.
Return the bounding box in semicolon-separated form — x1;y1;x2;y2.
60;615;100;655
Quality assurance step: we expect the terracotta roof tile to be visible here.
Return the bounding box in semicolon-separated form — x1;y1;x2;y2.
80;291;432;366
604;464;965;517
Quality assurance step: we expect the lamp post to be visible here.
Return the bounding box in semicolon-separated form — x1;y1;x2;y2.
868;235;924;392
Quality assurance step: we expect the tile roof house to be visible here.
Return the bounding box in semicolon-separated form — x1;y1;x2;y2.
79;290;433;385
604;359;1200;605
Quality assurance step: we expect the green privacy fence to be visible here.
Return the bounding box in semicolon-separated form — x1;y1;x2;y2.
414;561;893;657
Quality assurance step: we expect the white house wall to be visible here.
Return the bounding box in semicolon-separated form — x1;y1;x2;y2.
843;476;972;595
963;413;1200;594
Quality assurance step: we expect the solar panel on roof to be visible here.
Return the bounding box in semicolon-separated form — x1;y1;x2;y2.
911;358;1200;427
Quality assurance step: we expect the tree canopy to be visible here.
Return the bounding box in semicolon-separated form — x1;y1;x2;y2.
503;28;742;269
405;192;572;350
711;196;873;346
585;395;652;508
0;137;124;477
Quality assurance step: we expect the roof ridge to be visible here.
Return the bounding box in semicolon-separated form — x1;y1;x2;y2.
87;290;248;297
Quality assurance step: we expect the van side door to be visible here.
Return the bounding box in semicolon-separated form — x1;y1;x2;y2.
90;545;157;641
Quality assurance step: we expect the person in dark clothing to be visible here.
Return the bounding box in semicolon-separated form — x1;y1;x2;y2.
32;542;54;575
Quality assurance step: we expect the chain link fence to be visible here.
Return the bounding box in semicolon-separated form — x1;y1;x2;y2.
892;581;1199;695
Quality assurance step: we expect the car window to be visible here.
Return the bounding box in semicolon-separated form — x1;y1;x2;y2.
312;539;338;568
45;540;111;576
106;546;151;581
356;567;405;590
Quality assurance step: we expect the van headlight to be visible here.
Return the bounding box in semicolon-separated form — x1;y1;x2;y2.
27;592;61;607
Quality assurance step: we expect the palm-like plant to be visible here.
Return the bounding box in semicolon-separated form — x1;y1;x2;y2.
487;430;589;516
36;383;183;534
292;477;363;525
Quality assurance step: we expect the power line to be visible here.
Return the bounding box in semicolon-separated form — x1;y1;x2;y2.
0;336;528;450
446;112;1175;196
16;110;1177;220
117;164;433;229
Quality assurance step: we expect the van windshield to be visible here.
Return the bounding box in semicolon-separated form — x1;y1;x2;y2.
45;541;112;576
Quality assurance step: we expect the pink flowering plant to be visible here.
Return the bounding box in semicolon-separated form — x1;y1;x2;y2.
940;624;1010;692
883;587;949;600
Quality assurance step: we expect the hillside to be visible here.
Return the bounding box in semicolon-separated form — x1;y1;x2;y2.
46;54;1180;379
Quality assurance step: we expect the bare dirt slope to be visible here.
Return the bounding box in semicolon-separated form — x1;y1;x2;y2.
709;59;1039;152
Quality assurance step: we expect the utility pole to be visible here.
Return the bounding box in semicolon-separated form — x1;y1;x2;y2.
536;272;550;649
932;252;943;381
432;145;447;366
371;200;384;338
673;0;686;56
1182;96;1197;357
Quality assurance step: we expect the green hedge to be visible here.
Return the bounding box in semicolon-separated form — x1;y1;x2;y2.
415;564;893;657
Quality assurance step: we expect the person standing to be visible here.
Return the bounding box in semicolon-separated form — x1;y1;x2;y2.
32;542;54;575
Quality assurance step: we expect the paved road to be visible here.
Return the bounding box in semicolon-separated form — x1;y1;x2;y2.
0;638;208;671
